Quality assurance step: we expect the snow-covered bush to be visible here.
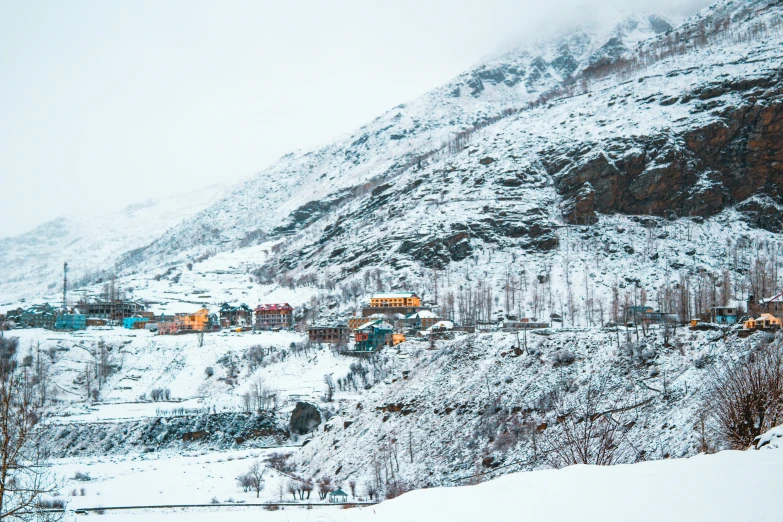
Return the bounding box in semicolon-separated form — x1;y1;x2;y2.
621;342;657;366
73;472;91;482
551;349;576;366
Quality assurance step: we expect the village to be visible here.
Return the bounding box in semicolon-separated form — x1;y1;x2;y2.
2;284;782;350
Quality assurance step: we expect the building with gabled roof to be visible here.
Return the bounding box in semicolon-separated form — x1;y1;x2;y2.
362;291;428;318
254;303;293;329
219;303;252;326
354;319;393;352
20;303;56;329
759;291;783;315
404;309;440;331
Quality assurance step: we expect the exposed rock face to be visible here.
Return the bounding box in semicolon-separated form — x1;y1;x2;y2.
289;402;322;435
547;74;783;229
44;411;287;458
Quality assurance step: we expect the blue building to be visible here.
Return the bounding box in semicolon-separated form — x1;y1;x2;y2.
353;319;394;352
123;316;149;329
55;313;86;330
710;306;739;325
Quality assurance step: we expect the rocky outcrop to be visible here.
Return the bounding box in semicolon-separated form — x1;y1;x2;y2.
44;411;287;458
547;74;783;229
289;402;322;435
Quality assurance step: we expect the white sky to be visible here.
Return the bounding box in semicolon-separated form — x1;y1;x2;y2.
0;0;712;238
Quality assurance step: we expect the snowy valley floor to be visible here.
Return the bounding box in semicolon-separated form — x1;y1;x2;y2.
58;442;783;521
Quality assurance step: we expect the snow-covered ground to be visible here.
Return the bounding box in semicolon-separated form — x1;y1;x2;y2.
52;447;302;509
55;432;783;521
10;326;350;415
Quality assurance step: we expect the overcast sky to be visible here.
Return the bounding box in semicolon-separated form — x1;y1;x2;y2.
0;0;712;238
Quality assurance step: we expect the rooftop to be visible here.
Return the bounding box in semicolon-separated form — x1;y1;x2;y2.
371;292;418;299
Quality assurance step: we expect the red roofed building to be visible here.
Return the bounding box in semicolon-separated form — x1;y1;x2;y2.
254;303;294;330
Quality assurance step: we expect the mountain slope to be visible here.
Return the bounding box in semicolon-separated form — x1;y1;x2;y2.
114;14;674;271
250;0;783;302
0;185;225;305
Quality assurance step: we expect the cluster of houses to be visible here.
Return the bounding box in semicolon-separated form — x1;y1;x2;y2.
0;298;295;335
623;292;783;334
1;298;146;331
309;291;499;353
4;288;780;347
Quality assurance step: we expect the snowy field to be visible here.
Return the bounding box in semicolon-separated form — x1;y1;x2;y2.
53;439;783;521
52;447;305;509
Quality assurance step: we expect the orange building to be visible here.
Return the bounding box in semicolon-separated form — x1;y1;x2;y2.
180;308;211;331
369;292;421;308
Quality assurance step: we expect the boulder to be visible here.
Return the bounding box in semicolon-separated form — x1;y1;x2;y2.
289;402;322;435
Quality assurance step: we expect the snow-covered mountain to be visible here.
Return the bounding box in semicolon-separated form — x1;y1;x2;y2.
111;12;679;271
92;1;782;308
3;1;783;514
0;185;226;305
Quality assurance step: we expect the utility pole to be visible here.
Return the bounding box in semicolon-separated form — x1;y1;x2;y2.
62;262;68;310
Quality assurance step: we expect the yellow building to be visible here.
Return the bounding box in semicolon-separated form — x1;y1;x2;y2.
370;292;421;308
181;308;211;331
755;313;782;329
389;333;406;346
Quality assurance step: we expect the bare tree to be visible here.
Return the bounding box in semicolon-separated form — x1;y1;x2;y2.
323;375;335;402
539;377;631;468
364;481;377;501
707;344;783;449
0;358;61;520
301;479;313;500
316;476;333;500
347;479;357;499
286;480;298;501
246;461;265;498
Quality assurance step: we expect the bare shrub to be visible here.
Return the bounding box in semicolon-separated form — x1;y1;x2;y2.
364;481;377;500
301;479;313;499
287;480;298;501
237;473;253;492
539;377;631;468
265;452;294;473
621;342;657;366
707;345;783;449
551;349;576;366
385;480;412;500
204;366;214;378
245;345;265;371
35;498;65;509
694;353;713;369
323;375;335;402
